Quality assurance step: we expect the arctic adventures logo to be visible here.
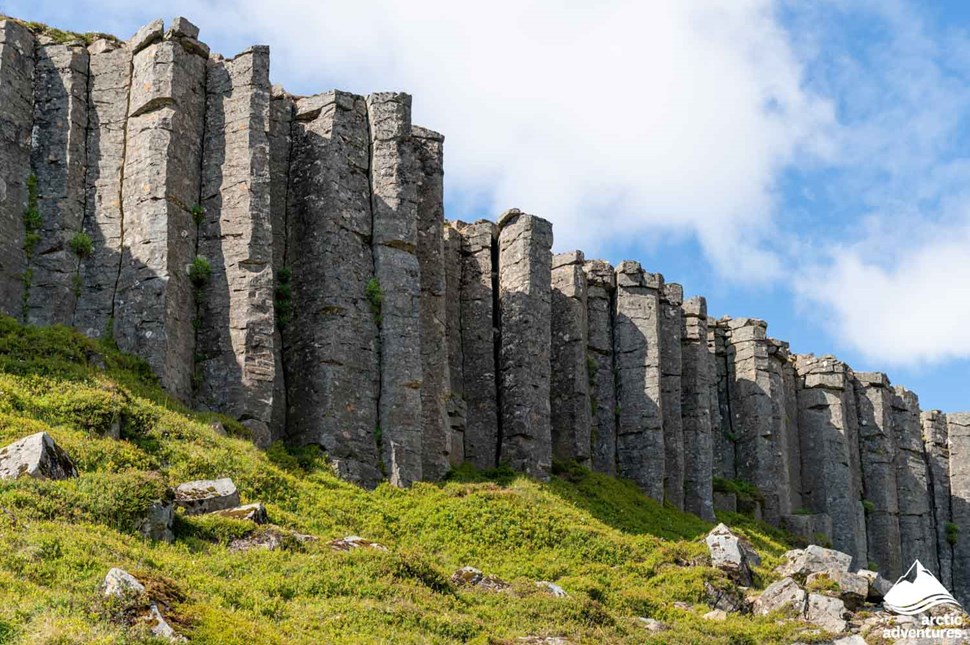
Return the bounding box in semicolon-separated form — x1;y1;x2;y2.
882;560;967;641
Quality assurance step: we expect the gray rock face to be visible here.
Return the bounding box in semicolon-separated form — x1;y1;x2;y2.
442;223;466;465
681;296;714;521
780;512;832;545
752;577;805;616
455;220;499;470
0;21;35;319
137;500;174;543
853;371;902;579
946;412;970;607
366;92;424;487
660;283;684;509
891;387;938;573
103;567;145;598
806;570;868;609
805;592;847;633
706;523;760;586
613;261;664;500
726;318;793;525
584;260;617;476
708;319;736;480
550;251;591;465
413;125;450;480
25;40;89;326
775;545;853;578
497;209;553;480
283;91;381;488
196;47;281;447
114;25;207;403
74;40;132;338
0;431;77;480
922;410;954;589
174;477;240;514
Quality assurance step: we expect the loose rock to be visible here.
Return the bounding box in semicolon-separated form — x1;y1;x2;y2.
174;478;240;515
329;535;388;552
451;566;511;592
805;592;847;633
211;503;268;524
536;581;568;598
0;432;77;480
705;523;760;586
752;577;806;616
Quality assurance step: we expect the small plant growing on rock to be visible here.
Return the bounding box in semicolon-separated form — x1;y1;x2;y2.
366;277;383;323
69;231;93;258
189;256;212;288
191;204;205;227
862;499;875;515
23;174;41;256
947;522;959;546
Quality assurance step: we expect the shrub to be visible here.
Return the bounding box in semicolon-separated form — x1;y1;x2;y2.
191;204;205;226
189;256;212;288
947;522;959;546
365;277;383;323
69;232;93;258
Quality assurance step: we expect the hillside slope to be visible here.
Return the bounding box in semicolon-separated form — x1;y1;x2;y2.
0;317;820;644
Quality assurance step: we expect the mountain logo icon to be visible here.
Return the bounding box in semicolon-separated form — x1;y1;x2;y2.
884;560;962;616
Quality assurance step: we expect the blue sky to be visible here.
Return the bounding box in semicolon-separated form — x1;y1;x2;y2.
4;0;968;412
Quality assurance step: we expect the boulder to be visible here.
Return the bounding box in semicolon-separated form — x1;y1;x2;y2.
328;535;387;552
451;566;511;592
174;478;240;515
805;592;847;633
536;581;568;597
137;500;174;543
0;432;77;480
703;609;727;621
705;523;760;585
102;568;184;642
752;577;806;616
806;570;868;609
211;503;268;524
145;603;185;642
774;545;852;579
636;617;665;632
704;581;746;613
856;568;893;601
103;567;145;599
832;636;866;645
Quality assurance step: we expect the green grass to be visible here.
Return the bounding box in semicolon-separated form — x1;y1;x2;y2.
0;317;825;643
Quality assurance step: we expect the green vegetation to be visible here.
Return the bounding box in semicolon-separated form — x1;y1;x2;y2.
862;499;875;515
712;477;763;505
366;277;383;324
0;317;822;643
947;522;959;546
191;204;205;227
804;573;840;595
189;256;212;289
0;14;118;45
22;174;41;319
69;231;94;258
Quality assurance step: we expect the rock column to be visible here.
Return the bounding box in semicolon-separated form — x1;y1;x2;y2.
497;209;553;480
550;251;591;465
681;296;715;521
585;260;617;476
25;39;89;325
660;283;685;509
613;261;665;500
366;92;424;487
442;223;466;465
947;413;970;607
413;125;450;480
709;319;736;482
891;387;938;572
196;47;281;445
0;21;35;319
853;372;902;578
284;91;381;487
457;220;500;470
922;410;953;588
74;39;132;337
113;20;207;403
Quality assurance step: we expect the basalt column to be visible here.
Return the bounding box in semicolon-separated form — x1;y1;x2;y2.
585;260;617;476
891;387;938;572
25;38;89;325
853;372;902;578
550;251;591;465
497;209;553;480
113;20;207;403
773;341;802;513
795;356;867;566
366;92;423;487
284;91;381;487
660;283;685;509
196;47;281;445
413;125;450;480
457;220;499;470
947;412;970;607
0;21;35;318
726;318;792;525
681;296;715;521
922;410;953;588
709;319;736;482
613;261;664;501
442;223;466;465
74;39;132;337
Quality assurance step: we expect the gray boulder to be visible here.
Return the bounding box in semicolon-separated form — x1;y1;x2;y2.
103;567;145;599
705;523;761;585
174;478;240;515
102;568;184;642
0;432;77;480
536;581;568;598
752;577;806;616
137;500;174;543
451;566;511;592
211;503;268;524
805;592;847;633
329;535;387;552
775;545;852;579
806;570;868;609
856;568;893;601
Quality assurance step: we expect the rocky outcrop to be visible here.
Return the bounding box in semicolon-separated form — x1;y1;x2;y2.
947;412;970;607
660;283;685;509
497;209;553;480
442;224;466;464
922;410;954;590
613;261;665;500
550;251;591;465
681;296;715;521
0;432;77;480
706;523;760;586
584;260;617;476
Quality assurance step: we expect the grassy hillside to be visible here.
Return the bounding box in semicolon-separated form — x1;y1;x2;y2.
0;317;821;643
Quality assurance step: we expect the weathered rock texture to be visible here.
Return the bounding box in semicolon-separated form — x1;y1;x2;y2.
497;209;553;480
3;19;969;594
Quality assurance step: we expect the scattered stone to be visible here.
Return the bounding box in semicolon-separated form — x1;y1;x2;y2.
804;592;847;633
673;601;692;610
174;478;240;515
103;567;146;599
855;568;893;601
774;545;852;579
451;566;511;592
329;535;388;552
137;500;174;543
209;421;227;437
704;581;746;613
636;617;665;632
229;528;284;553
0;432;77;480
806;570;868;609
832;636;866;645
703;609;727;621
536;581;568;597
128;18;163;54
144;603;185;642
705;523;760;586
211;503;268;524
516;638;569;644
752;577;806;616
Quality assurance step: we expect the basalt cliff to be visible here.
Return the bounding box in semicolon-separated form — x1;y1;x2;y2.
1;15;967;606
